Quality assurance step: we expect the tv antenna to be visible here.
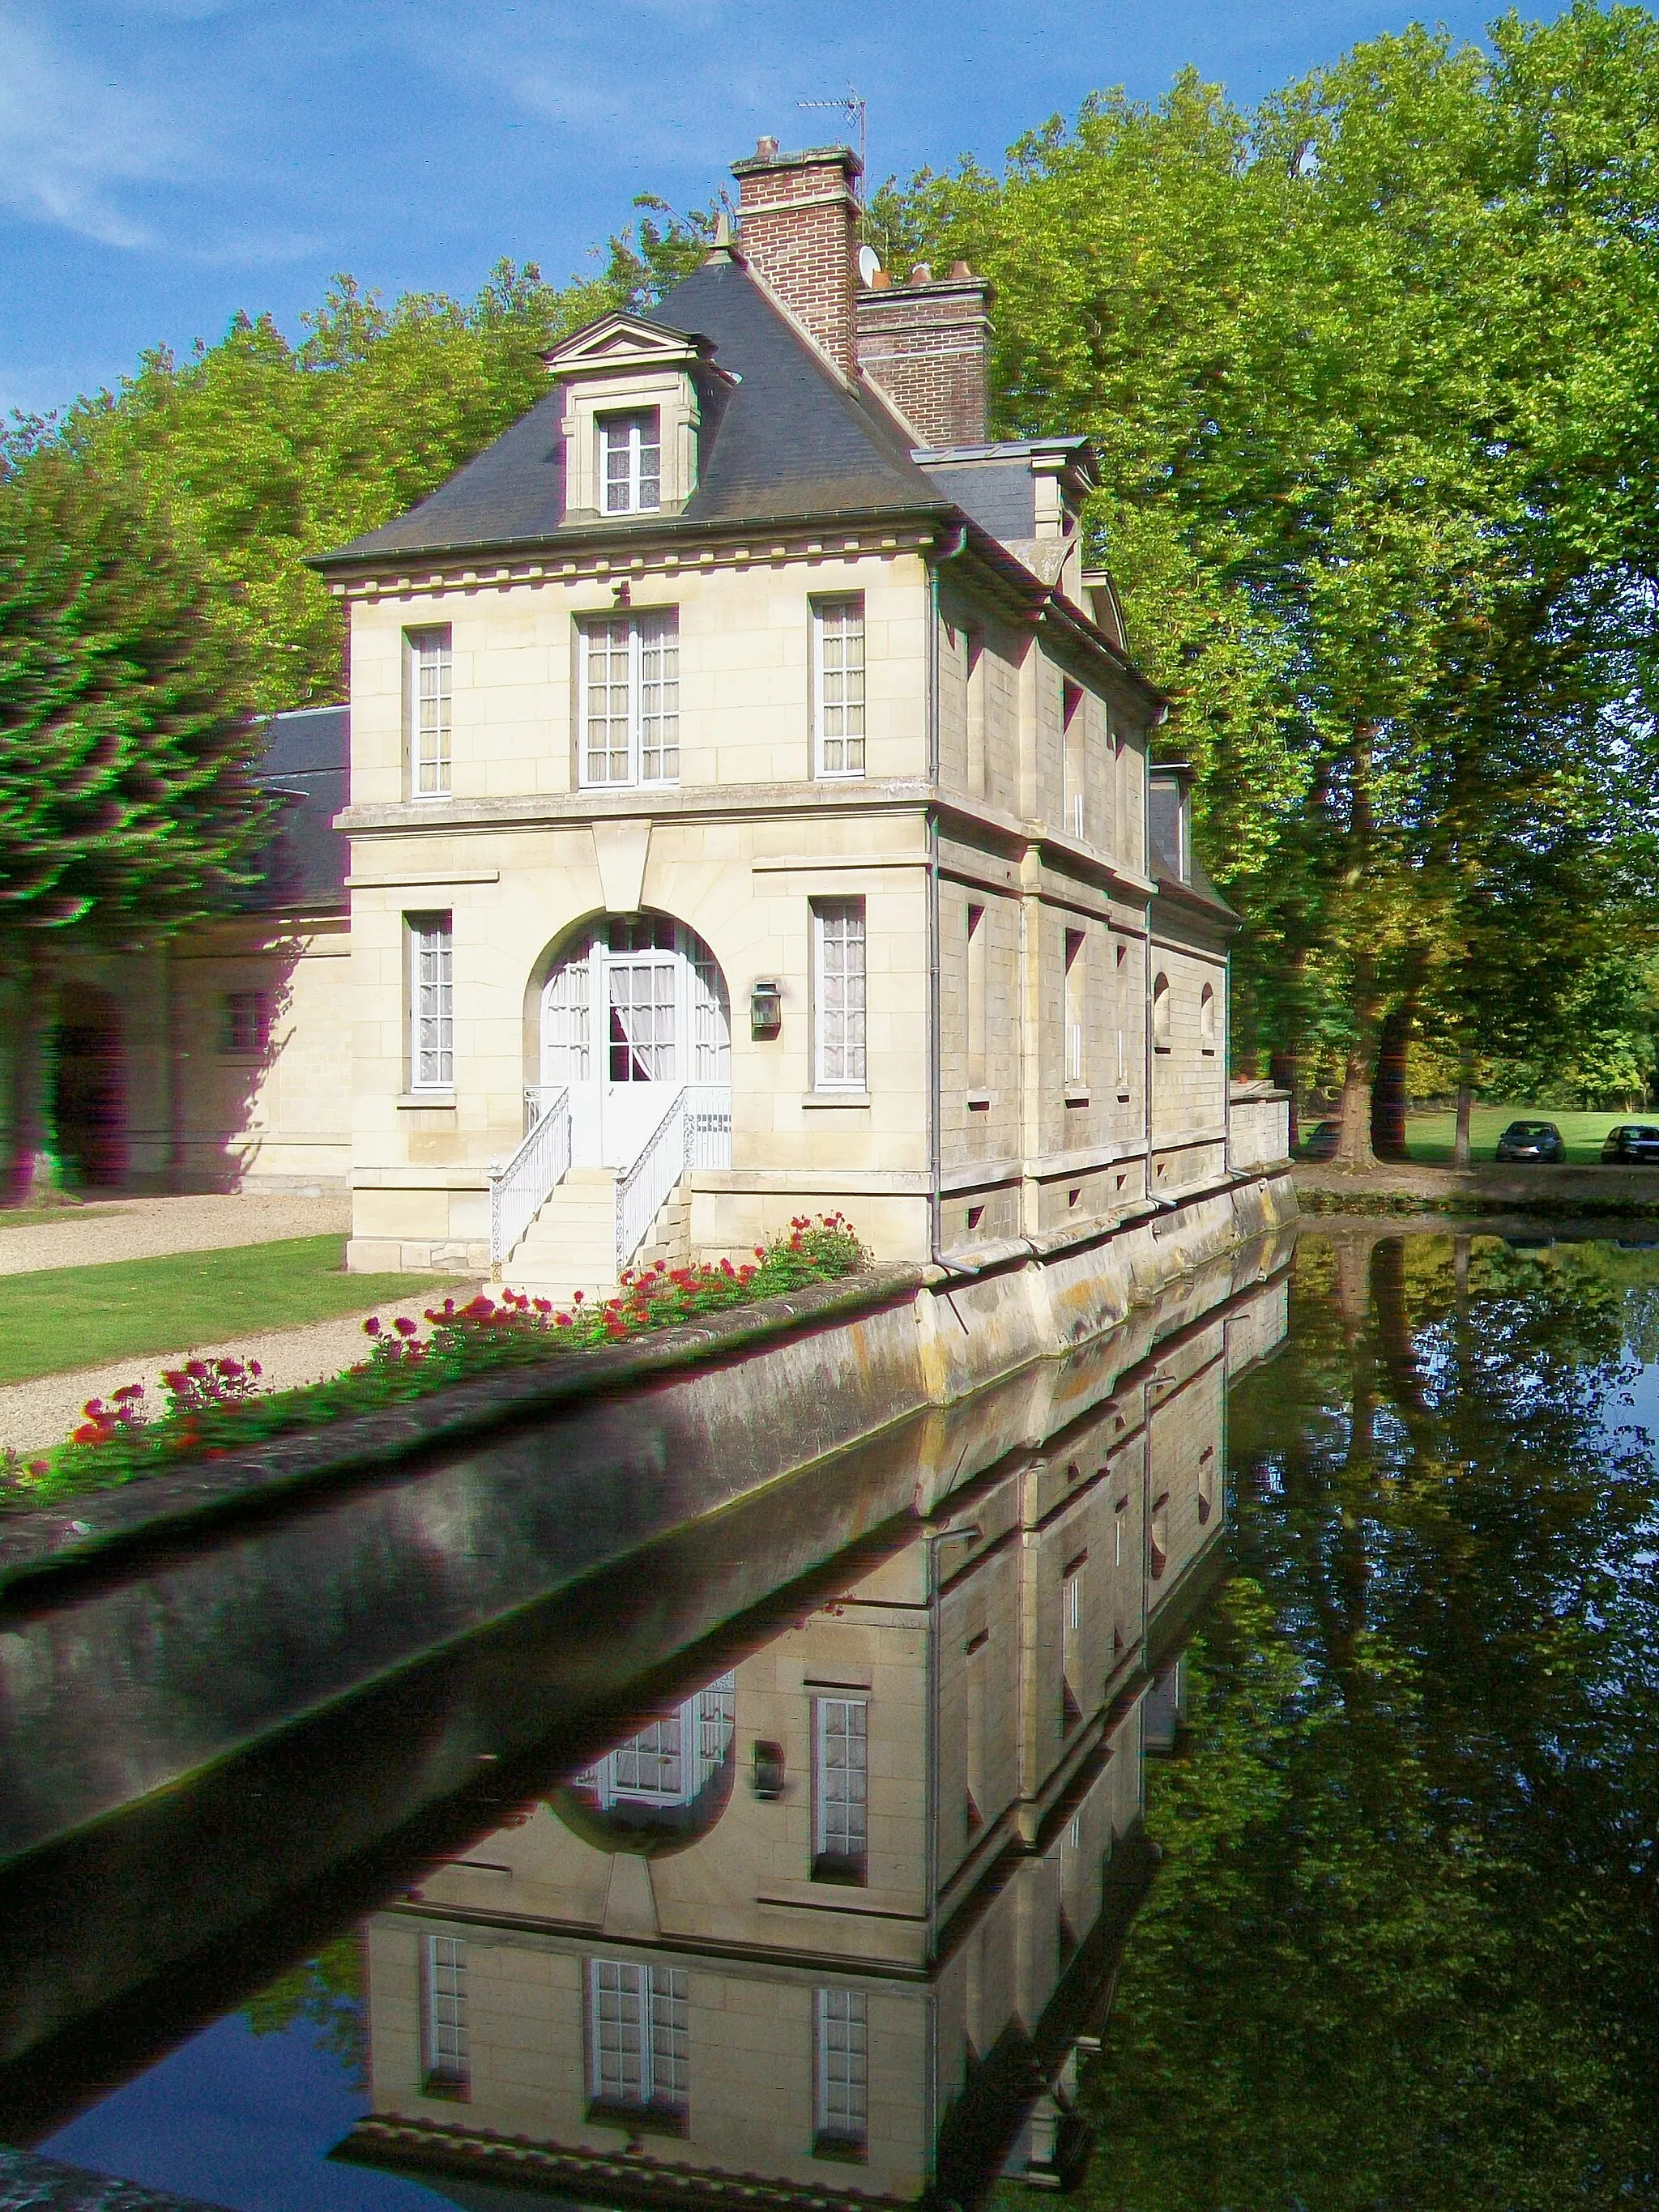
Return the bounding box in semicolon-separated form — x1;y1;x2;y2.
797;87;867;185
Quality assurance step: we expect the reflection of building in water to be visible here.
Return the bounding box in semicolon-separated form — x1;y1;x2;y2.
339;1270;1288;2210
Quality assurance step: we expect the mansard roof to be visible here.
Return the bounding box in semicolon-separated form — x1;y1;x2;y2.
314;255;948;569
241;705;349;911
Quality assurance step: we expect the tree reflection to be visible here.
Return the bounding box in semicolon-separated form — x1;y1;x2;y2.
1085;1233;1659;2211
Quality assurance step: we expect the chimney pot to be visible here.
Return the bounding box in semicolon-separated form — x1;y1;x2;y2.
951;260;973;279
910;262;933;285
755;134;778;158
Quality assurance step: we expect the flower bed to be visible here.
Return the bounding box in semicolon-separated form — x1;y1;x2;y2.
0;1216;869;1517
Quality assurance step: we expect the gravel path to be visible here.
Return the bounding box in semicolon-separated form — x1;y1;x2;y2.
0;1284;480;1456
0;1192;352;1277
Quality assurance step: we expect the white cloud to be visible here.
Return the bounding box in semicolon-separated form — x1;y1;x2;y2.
0;6;189;247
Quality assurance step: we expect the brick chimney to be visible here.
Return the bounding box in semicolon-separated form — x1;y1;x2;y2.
855;260;992;448
731;139;862;380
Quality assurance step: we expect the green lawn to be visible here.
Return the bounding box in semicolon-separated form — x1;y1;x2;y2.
0;1235;467;1386
0;1204;123;1232
1402;1104;1642;1166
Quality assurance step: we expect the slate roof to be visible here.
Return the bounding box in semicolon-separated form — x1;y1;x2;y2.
242;705;349;910
314;255;950;569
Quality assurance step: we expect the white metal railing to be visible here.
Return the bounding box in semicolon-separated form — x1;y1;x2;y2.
615;1084;731;1274
488;1086;570;1269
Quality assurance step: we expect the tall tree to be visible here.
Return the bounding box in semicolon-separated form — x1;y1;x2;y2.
0;449;265;1200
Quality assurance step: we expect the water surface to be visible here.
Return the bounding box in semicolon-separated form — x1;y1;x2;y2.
16;1230;1659;2211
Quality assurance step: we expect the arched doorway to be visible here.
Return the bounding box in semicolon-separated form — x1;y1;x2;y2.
53;982;127;1189
539;914;731;1170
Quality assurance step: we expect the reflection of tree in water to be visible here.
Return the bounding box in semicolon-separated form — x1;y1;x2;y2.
1085;1234;1659;2211
241;1934;365;2088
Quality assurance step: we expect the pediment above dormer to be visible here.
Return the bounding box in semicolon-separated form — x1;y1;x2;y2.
543;313;714;382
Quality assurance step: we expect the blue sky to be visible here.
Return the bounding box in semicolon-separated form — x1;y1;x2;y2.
2;0;1507;424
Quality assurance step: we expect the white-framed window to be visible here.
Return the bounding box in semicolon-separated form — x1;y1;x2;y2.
421;1933;468;2095
812;900;867;1092
1064;928;1085;1086
588;1959;689;2120
408;914;453;1090
1201;980;1218;1053
813;1987;869;2156
573;1676;736;1809
581;611;679;787
814;597;867;778
1062;679;1085;839
600;410;661;514
220;990;271;1056
407;627;453;798
812;1695;868;1881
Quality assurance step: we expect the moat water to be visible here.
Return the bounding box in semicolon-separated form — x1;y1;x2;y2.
11;1228;1659;2210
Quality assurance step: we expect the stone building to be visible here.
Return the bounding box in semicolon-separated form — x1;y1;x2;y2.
335;1259;1287;2208
18;137;1280;1304
313;138;1243;1298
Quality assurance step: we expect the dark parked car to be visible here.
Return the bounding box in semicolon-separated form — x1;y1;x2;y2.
1495;1119;1566;1163
1302;1119;1342;1161
1602;1123;1659;1164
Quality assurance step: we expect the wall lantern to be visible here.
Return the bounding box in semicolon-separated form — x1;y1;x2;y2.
750;978;783;1038
752;1740;787;1799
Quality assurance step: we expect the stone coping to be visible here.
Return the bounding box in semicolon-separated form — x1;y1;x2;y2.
0;1268;924;1596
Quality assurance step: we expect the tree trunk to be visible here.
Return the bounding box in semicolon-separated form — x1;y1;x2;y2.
5;942;66;1206
1331;1041;1378;1170
1452;1053;1476;1169
1270;1048;1301;1150
1371;1004;1413;1161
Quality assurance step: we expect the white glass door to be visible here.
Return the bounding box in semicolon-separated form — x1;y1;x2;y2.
542;918;730;1175
603;915;678;1170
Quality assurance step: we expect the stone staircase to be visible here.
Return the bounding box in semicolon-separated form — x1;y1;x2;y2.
498;1170;692;1307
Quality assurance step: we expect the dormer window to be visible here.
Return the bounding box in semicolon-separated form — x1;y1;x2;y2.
601;411;661;514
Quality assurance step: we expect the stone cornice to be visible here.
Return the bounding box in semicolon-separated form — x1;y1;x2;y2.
320;515;941;599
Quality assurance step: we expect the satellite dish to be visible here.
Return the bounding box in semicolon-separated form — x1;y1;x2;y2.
857;244;882;288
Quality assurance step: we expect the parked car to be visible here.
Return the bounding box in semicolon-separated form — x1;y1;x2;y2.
1302;1119;1342;1161
1494;1119;1566;1163
1601;1123;1659;1164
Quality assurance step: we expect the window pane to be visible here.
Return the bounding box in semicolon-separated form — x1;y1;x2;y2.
543;942;591;1082
590;1959;689;2115
411;918;453;1089
815;901;867;1089
817;600;866;776
600;412;661;515
424;1934;467;2087
639;610;679;782
814;1697;868;1870
816;1988;868;2148
608;957;676;1083
585;617;633;783
410;630;452;797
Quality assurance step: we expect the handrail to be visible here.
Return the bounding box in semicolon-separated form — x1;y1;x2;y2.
616;1089;689;1276
488;1087;570;1270
614;1084;733;1274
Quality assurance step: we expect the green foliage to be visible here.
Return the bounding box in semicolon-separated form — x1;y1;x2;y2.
241;1936;365;2086
0;446;266;940
0;1217;872;1515
1085;1233;1659;2207
886;14;1659;1092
